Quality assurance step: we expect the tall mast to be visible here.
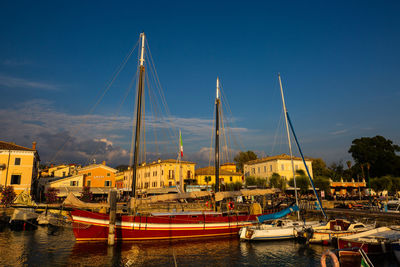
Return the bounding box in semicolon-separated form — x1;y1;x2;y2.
131;32;146;197
278;74;300;220
215;77;220;193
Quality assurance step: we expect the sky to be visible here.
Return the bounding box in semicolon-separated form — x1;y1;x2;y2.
0;1;399;167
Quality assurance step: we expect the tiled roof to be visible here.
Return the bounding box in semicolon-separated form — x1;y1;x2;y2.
0;141;36;151
245;154;312;165
195;166;242;176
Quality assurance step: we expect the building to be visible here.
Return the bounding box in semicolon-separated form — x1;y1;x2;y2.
0;141;40;195
243;154;313;183
123;159;196;192
41;164;78;178
78;161;118;188
195;163;243;186
330;178;367;196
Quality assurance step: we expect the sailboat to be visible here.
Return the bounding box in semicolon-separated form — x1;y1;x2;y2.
240;74;323;241
69;33;270;242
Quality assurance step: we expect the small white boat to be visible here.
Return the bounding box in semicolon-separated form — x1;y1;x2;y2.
239;219;321;241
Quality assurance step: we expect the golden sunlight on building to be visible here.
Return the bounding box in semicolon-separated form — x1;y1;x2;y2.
195;163;243;186
123;159;195;191
0;141;40;195
243;154;313;183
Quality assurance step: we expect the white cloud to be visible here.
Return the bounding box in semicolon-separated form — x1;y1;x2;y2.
330;129;348;135
0;74;61;91
0;99;251;166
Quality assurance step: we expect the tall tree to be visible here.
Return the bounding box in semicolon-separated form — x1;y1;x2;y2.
311;158;331;177
234;151;258;172
348;136;400;177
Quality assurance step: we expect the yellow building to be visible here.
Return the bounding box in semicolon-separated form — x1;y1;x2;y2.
47;174;85;188
0;141;40;195
124;159;196;191
243;154;313;183
43;164;78;178
195;163;243;186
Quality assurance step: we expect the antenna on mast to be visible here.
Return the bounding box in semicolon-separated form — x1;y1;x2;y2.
139;32;145;66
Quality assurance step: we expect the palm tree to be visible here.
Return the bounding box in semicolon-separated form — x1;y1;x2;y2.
204;176;211;190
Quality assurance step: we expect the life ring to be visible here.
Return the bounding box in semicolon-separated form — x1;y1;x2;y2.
228;201;234;210
320;250;339;267
205;201;210;208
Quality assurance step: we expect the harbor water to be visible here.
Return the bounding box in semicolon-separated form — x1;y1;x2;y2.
0;226;397;266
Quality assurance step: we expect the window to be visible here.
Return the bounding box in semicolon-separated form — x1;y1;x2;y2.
62;172;66;177
88;172;91;176
168;170;175;179
11;175;21;184
87;180;91;187
270;165;272;172
281;164;284;171
107;173;110;177
251;168;255;174
105;180;111;187
14;158;21;165
230;177;233;182
161;170;164;175
258;167;260;173
169;181;172;186
187;170;191;179
264;166;266;172
70;181;77;186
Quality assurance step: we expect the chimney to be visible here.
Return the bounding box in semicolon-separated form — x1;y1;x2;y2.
102;161;106;165
32;141;37;150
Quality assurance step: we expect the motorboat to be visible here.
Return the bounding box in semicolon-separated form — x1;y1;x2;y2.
296;219;375;244
338;226;400;255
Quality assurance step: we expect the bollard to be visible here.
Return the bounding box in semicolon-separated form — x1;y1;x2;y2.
108;190;117;246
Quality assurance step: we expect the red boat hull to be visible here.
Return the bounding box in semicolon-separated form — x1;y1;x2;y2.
71;210;259;242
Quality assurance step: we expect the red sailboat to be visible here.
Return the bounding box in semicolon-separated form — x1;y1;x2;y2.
70;33;267;242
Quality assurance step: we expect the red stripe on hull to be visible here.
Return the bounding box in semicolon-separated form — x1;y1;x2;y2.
71;209;259;242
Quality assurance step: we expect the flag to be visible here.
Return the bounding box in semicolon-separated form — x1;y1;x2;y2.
179;130;183;158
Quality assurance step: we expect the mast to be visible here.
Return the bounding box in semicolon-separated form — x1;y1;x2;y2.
131;32;146;197
179;129;183;193
215;77;220;193
278;74;300;220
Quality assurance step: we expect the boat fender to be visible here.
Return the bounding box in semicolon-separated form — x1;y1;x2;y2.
381;241;386;253
320;250;339;267
228;201;234;210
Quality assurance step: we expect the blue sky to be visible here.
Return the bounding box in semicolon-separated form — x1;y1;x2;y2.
0;1;399;167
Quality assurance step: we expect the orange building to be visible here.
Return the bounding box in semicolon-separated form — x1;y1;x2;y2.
78;162;118;188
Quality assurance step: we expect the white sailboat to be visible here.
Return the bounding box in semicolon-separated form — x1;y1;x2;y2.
240;74;323;241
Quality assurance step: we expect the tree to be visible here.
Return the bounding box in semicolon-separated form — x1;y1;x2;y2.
269;173;286;191
245;176;257;186
80;186;93;202
289;176;309;195
349;135;400;177
314;176;330;194
45;188;59;203
1;186;16;206
312;158;331;177
328;161;345;181
204;176;211;189
234;151;258;172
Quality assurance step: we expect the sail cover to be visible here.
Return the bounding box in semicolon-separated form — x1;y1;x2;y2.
257;204;299;223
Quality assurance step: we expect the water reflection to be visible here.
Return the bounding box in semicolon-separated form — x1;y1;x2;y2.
0;226;397;266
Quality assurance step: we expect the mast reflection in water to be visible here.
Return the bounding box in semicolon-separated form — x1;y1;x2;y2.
0;227;396;266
